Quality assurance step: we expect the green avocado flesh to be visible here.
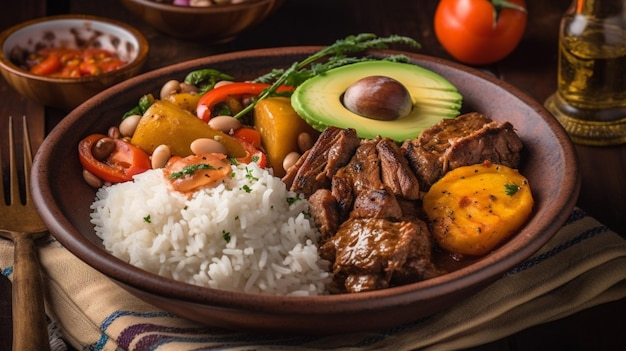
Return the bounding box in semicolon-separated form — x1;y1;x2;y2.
291;60;463;142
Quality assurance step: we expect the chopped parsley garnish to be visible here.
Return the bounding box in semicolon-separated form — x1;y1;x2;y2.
504;183;521;196
287;196;302;205
241;184;252;193
222;230;231;243
143;215;151;223
245;167;258;181
169;163;215;179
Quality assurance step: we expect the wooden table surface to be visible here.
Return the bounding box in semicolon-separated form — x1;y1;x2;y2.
1;0;625;350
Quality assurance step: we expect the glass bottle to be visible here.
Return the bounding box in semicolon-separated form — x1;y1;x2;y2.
544;0;626;146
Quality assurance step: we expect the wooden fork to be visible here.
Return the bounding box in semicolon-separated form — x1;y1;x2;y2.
0;116;51;351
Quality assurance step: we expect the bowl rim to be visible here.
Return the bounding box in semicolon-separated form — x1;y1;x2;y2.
0;14;149;83
121;0;274;13
33;46;581;314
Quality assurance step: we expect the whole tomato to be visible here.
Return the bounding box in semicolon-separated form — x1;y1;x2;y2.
434;0;528;65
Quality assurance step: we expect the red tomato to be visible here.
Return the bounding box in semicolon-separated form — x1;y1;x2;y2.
27;47;126;78
78;134;151;183
434;0;528;65
29;53;61;76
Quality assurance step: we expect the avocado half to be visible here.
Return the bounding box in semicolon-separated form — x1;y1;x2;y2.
291;60;462;141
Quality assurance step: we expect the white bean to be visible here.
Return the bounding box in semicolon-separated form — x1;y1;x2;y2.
297;132;314;153
179;82;199;94
283;151;301;172
213;80;234;89
119;114;142;137
107;126;122;139
190;138;227;155
160;80;181;99
82;169;103;188
208;115;242;133
151;144;172;169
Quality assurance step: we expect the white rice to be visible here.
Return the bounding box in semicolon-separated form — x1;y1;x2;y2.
90;163;331;296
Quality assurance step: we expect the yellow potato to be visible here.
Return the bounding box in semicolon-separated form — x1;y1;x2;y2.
131;100;245;158
163;92;201;113
253;97;319;177
423;162;533;256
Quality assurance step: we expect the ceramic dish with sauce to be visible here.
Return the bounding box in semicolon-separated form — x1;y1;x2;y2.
0;15;148;110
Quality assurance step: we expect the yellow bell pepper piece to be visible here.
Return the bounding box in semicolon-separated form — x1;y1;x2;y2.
253;97;319;177
131;100;245;158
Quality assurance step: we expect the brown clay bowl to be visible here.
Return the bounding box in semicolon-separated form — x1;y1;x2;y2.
0;15;149;111
31;47;580;334
120;0;285;42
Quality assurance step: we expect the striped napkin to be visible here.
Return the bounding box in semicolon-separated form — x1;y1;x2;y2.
1;207;625;351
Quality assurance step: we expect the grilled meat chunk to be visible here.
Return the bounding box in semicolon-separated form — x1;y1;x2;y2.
403;112;523;190
320;217;442;293
377;138;421;200
351;189;403;221
285;127;360;197
331;139;382;220
308;189;340;242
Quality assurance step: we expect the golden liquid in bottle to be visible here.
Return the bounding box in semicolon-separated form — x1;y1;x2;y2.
545;16;626;146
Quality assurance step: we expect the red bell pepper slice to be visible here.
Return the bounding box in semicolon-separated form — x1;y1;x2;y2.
196;82;294;123
78;134;152;183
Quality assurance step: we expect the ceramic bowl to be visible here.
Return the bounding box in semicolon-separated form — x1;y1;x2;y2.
0;14;148;111
120;0;285;42
31;47;580;334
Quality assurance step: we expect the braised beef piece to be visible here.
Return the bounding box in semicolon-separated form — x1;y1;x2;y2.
320;217;443;293
377;138;421;200
331;139;382;220
445;120;522;170
403;112;523;190
308;189;340;242
284;127;360;197
351;189;403;220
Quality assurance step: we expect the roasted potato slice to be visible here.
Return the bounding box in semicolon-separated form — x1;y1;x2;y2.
423;162;533;256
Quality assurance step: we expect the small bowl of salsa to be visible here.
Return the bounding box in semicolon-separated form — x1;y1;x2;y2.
0;14;149;111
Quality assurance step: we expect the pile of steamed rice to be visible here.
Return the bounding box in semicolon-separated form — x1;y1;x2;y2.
90;163;331;296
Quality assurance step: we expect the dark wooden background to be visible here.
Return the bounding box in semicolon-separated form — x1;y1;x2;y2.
1;0;625;350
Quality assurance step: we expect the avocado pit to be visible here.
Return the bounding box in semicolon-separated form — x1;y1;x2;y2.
342;75;413;121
